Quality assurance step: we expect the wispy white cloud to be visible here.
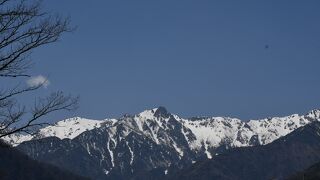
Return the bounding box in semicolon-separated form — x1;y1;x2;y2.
26;75;50;88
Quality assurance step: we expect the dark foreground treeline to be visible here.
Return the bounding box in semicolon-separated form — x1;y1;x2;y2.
288;162;320;180
0;141;89;180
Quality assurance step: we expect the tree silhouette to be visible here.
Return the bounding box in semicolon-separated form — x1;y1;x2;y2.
0;0;78;138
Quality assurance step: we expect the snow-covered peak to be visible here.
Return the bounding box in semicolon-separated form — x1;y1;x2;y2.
137;108;158;119
37;117;106;140
137;106;170;119
154;106;171;118
305;109;320;119
3;117;108;146
246;114;307;145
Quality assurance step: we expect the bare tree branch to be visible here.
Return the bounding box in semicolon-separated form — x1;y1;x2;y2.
0;0;78;139
0;92;79;138
0;0;71;77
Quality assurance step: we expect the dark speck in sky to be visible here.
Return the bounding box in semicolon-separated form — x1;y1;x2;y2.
27;0;320;121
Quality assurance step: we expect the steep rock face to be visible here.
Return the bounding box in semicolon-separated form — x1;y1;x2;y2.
9;107;320;179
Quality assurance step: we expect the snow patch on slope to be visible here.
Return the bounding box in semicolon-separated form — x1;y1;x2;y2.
126;142;134;165
2;134;33;146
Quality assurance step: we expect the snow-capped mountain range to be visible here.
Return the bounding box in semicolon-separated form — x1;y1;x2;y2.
5;107;320;152
5;107;320;180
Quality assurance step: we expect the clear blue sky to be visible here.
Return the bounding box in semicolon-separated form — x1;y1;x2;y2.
28;0;320;121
